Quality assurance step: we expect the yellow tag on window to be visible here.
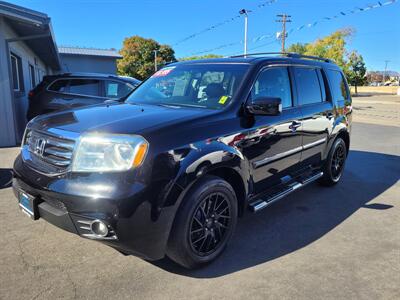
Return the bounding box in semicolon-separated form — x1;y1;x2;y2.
219;96;229;104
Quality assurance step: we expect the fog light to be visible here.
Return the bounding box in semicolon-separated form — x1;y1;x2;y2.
91;220;109;237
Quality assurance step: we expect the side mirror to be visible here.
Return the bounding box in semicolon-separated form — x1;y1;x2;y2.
246;97;282;116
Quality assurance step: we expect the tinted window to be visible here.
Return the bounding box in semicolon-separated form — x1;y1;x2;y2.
294;67;323;105
105;81;133;98
252;67;292;108
127;64;249;109
69;79;101;97
48;79;69;92
326;69;349;101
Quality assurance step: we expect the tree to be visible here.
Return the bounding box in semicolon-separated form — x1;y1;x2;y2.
117;36;176;80
286;29;353;69
346;51;367;94
179;54;223;61
286;42;308;54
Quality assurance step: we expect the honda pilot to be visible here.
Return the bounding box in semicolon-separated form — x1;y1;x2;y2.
13;53;352;269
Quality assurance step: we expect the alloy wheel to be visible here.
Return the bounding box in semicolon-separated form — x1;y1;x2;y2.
189;192;231;256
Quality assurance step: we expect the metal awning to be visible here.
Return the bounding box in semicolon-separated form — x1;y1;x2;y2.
0;1;61;70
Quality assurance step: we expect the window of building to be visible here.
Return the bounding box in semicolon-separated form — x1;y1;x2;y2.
251;67;292;108
104;81;133;98
294;67;324;105
326;69;349;102
10;53;23;92
29;64;36;89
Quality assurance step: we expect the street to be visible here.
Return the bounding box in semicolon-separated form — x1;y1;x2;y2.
0;95;399;299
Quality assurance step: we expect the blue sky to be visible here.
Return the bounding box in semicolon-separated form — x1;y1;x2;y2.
12;0;400;71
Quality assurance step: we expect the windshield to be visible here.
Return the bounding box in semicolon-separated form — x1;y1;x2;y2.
126;64;249;109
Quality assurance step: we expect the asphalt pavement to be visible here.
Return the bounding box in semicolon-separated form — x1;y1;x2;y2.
0;95;399;299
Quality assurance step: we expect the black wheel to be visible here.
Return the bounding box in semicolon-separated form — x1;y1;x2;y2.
319;137;347;186
167;175;238;269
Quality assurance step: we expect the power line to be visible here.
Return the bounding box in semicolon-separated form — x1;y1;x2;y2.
276;14;291;52
172;0;278;46
186;0;398;56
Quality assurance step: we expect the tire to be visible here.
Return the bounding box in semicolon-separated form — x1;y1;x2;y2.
167;175;238;269
319;137;347;186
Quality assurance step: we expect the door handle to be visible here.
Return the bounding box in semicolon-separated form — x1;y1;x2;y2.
289;121;302;131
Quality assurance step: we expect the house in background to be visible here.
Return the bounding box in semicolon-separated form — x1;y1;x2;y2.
0;1;122;147
59;46;122;74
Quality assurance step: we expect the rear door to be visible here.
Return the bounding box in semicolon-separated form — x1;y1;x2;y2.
292;66;333;166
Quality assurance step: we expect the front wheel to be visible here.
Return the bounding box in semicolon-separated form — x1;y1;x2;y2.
167;175;238;269
319;137;347;186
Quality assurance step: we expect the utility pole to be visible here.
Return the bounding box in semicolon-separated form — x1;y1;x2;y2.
239;9;251;57
154;50;158;72
383;60;389;84
276;14;291;52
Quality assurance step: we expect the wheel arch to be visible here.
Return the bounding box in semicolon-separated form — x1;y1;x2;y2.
335;130;350;154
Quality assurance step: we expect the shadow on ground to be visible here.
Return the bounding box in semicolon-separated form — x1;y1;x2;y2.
0;168;13;190
151;150;399;277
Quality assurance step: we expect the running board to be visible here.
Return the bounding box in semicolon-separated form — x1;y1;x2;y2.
249;171;323;213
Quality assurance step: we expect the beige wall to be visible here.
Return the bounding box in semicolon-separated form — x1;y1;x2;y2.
350;86;399;95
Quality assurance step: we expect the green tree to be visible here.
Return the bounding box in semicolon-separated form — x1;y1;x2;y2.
117;36;176;80
179;54;223;61
286;42;308;54
346;51;367;94
286;28;353;70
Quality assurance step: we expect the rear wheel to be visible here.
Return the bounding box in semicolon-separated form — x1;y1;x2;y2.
167;175;238;269
319;137;347;186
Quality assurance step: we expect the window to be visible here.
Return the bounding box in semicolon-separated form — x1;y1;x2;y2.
29;64;36;89
326;69;349;101
294;67;324;105
127;64;249;109
251;67;292;108
104;81;133;98
48;79;69;92
69;79;101;97
10;53;23;92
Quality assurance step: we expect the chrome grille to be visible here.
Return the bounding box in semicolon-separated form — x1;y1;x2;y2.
23;129;76;174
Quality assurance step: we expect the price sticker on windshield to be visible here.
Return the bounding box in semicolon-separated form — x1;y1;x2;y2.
152;66;175;78
219;96;230;105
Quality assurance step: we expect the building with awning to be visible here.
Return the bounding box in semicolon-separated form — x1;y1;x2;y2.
0;1;122;147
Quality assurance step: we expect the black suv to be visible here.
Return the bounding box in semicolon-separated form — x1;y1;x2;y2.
13;53;352;269
27;73;141;120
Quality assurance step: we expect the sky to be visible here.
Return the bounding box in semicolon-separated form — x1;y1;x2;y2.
10;0;400;71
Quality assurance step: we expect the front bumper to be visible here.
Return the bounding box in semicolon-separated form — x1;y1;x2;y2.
13;155;180;260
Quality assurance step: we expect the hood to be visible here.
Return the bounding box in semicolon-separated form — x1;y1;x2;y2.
30;103;212;135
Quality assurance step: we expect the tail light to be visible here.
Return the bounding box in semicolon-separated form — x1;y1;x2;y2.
28;90;34;99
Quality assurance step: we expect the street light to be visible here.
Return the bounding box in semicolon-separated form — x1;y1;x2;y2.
239;9;251;57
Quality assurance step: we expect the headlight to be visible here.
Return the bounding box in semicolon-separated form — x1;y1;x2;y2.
72;134;148;172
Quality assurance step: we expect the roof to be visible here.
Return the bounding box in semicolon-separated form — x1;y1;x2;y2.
43;72;140;84
58;46;122;58
173;55;338;69
0;1;61;70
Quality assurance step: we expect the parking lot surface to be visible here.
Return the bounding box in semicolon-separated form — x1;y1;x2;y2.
0;95;399;299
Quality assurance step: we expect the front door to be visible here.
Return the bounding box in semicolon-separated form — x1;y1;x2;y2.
240;66;303;196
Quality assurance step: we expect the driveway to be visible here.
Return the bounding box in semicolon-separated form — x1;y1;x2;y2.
0;95;399;299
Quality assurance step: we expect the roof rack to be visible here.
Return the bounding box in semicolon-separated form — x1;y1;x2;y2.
229;52;333;63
